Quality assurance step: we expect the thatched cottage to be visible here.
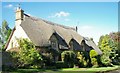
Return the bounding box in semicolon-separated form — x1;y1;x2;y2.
5;7;102;61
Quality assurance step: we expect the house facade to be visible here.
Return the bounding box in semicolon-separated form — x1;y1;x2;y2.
5;7;102;60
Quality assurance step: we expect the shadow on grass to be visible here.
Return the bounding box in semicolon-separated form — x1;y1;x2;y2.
2;65;120;73
2;68;96;73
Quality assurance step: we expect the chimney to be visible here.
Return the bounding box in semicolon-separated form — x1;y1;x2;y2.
15;5;24;28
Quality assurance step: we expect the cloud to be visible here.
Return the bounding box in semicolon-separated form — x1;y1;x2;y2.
55;11;70;17
48;11;70;22
5;4;13;8
49;11;70;18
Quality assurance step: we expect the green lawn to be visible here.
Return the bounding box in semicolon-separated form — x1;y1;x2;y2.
3;65;120;73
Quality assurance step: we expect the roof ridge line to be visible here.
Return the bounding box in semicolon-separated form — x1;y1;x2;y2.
24;13;76;31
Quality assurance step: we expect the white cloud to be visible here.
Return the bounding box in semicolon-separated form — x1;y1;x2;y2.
55;11;70;17
48;11;70;22
49;11;70;18
5;4;13;8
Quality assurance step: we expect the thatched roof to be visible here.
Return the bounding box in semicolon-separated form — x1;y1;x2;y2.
5;13;102;54
84;37;102;54
21;14;84;47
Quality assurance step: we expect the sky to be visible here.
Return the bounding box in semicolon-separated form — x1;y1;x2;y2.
1;2;118;44
2;0;120;2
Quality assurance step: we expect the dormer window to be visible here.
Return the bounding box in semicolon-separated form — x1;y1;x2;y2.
49;34;58;50
69;40;73;50
51;40;57;49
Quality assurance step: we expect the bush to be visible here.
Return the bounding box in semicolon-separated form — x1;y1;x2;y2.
61;51;76;68
100;54;112;66
55;61;68;68
89;50;98;67
90;50;98;58
43;57;56;67
76;52;89;67
11;38;43;68
91;58;98;68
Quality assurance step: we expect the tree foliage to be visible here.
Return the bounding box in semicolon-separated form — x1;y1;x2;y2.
89;50;98;58
61;51;76;68
98;34;119;66
109;32;120;63
99;35;113;66
0;20;12;50
76;52;89;67
89;50;98;67
12;38;43;68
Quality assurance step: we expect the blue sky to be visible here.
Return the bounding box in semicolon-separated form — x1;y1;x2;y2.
2;0;119;2
1;2;118;44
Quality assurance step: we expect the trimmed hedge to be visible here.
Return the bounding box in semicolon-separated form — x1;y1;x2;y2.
89;50;99;67
90;50;98;58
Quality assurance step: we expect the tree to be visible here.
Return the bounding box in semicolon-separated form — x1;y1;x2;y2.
98;35;104;47
0;20;12;50
100;32;120;65
98;35;117;66
109;32;120;64
109;32;120;42
11;38;43;68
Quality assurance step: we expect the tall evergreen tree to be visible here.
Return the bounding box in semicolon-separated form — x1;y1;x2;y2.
0;20;12;50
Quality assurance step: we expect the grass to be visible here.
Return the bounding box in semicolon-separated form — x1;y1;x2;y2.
3;65;120;73
61;65;120;71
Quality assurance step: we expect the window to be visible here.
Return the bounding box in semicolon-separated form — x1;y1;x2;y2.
50;34;58;50
69;41;73;50
51;40;57;49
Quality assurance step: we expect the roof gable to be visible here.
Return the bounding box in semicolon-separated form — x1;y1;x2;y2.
5;13;102;54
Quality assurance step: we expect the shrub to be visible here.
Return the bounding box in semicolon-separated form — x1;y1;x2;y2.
89;50;98;67
55;61;68;68
61;51;76;68
76;52;89;67
91;58;98;68
100;54;112;66
11;38;43;68
90;50;98;58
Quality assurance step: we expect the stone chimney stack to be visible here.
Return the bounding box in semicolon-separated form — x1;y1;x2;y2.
15;5;24;27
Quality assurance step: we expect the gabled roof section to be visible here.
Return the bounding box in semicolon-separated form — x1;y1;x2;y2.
20;14;84;46
84;37;102;54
